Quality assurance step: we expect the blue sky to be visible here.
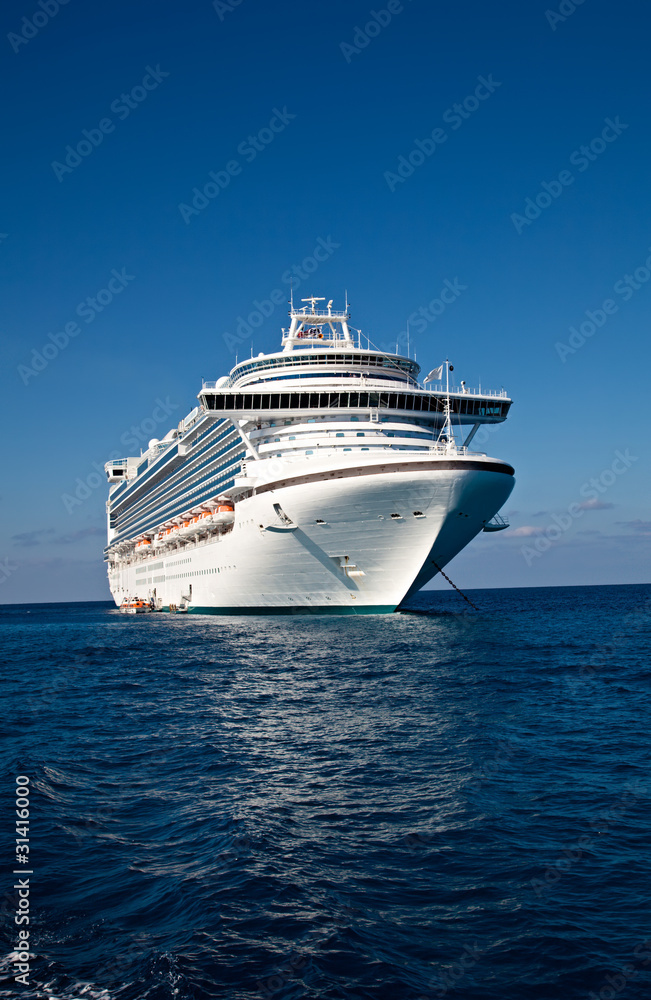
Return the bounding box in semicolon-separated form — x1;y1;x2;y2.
1;0;649;603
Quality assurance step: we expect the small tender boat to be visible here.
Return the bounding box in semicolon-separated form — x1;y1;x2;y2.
119;599;152;614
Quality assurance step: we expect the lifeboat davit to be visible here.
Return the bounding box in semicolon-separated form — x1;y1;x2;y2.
154;527;174;547
178;517;199;538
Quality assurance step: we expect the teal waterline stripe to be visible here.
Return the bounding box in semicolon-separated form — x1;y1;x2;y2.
161;604;397;616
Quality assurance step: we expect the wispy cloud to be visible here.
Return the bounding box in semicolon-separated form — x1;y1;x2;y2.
511;525;542;537
58;526;105;544
11;525;104;547
617;520;651;536
577;498;615;511
11;528;56;547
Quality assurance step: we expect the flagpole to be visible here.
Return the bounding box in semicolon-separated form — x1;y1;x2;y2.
445;358;451;446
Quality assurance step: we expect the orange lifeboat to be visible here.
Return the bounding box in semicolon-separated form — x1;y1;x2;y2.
212;503;235;525
153;527;174;547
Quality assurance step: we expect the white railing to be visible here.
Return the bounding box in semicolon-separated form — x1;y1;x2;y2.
419;385;509;398
426;444;475;456
289;308;350;318
201;378;509;399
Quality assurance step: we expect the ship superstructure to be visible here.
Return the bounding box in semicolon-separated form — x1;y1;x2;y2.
105;297;514;613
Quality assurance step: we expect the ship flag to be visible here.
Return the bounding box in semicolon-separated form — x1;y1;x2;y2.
424;365;444;382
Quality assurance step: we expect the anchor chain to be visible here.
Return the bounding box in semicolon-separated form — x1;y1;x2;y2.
432;562;480;612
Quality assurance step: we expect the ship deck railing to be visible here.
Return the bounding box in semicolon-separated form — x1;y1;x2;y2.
201;377;508;398
424;385;508;397
289;307;351;318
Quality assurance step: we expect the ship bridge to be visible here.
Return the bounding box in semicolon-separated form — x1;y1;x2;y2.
281;295;356;352
199;385;510;425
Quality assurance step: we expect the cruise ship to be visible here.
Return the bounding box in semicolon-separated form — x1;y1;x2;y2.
104;297;514;614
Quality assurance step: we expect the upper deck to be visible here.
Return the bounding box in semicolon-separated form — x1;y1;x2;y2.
200;296;510;423
222;297;421;390
211;349;419;391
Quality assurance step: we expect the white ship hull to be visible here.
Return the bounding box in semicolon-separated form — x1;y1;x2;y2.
108;456;514;614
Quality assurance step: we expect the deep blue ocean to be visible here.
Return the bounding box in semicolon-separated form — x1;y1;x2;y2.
1;584;651;1000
